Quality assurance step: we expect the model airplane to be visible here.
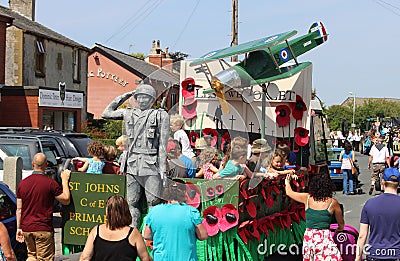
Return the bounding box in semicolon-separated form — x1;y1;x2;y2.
190;22;328;113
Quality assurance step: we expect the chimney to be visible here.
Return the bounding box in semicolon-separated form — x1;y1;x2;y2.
146;40;174;71
9;0;36;21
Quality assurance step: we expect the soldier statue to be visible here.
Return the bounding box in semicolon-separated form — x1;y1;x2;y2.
102;84;170;227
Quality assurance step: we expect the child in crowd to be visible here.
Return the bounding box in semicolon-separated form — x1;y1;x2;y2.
102;145;120;174
196;147;220;180
115;135;127;173
219;141;231;171
73;141;105;174
170;114;195;159
213;141;250;180
266;150;297;179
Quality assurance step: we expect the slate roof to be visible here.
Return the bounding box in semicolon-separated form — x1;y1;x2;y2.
92;43;179;85
0;5;88;50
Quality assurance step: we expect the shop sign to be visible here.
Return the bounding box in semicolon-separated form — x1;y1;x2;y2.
39;89;83;108
62;173;126;245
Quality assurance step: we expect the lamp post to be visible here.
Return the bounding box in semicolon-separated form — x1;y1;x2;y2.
349;91;356;128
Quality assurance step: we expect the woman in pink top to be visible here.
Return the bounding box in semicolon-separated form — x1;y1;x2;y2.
196;147;219;180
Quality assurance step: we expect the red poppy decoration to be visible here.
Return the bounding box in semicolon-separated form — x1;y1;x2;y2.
291;95;307;120
202;206;221;236
185;182;200;208
182;77;202;99
278;139;291;149
220;204;239;232
294;127;310;147
189;132;199;147
221;131;231;151
215;184;225;196
206;187;215;199
275;105;291;127
202;128;218;146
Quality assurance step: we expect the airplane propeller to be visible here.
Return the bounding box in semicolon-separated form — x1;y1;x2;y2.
211;77;230;114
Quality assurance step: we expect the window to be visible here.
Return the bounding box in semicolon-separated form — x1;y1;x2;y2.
43;110;77;132
0;188;16;221
35;38;46;77
73;49;81;82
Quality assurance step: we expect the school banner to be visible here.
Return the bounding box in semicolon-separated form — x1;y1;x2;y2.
62;173;126;245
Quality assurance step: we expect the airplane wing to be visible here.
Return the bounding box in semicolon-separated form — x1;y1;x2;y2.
189;31;297;67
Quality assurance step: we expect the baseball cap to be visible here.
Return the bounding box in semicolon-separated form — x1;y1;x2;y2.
383;168;400;182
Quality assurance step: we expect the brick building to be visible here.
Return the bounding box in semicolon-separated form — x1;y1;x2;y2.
88;41;179;119
0;0;89;131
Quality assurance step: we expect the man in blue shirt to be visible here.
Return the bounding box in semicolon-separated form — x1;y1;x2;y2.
356;168;400;261
144;182;208;261
167;139;196;178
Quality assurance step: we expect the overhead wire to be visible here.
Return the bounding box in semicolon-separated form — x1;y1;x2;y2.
105;0;164;44
375;0;400;16
171;0;201;50
115;0;164;43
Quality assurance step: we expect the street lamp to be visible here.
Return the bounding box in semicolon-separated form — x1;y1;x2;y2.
349;91;356;128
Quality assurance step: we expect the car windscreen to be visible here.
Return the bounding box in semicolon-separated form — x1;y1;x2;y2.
0;144;32;169
67;137;92;157
327;150;342;161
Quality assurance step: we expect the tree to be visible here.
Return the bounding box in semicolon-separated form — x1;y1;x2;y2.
130;53;145;60
326;99;400;132
169;51;189;71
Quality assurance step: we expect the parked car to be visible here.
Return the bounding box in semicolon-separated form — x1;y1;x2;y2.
327;147;344;186
0;130;93;182
0;136;60;181
0;181;27;260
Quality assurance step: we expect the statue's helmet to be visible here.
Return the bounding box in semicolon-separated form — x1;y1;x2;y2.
133;84;157;100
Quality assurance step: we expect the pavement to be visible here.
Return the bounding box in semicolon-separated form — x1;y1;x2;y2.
53;214;81;261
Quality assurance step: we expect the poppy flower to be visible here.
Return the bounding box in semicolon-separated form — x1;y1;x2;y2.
185;182;200;208
189;132;199;147
215;184;224;196
294;127;309;147
206;187;215;199
202;128;218;146
182;77;202;98
291;95;307;120
182;98;197;120
220;204;239;232
202;206;221;236
221;131;231;151
275;105;291;127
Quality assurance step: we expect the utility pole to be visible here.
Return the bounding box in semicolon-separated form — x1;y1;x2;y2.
231;0;238;62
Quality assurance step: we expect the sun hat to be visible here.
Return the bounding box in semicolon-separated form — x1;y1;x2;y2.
383;168;400;182
202;206;221;236
195;138;208;150
182;97;197;120
251;138;272;153
294;127;309;147
219;204;239;232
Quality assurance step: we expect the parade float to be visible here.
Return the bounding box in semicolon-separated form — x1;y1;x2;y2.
62;22;331;260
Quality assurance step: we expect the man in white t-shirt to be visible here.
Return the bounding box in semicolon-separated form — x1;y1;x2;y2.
368;136;391;195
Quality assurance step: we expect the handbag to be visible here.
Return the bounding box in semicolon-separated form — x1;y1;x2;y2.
349;157;357;175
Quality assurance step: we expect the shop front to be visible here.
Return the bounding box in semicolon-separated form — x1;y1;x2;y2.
0;86;84;132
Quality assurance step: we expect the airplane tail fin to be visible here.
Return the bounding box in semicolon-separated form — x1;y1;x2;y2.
309;21;328;44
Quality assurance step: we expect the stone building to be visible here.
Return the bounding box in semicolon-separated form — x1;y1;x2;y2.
0;0;89;131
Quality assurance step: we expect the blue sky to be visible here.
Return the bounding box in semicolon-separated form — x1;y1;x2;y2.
1;0;399;106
